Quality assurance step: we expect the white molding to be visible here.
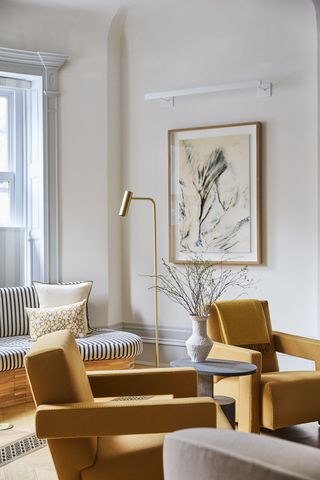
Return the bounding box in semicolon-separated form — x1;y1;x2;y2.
0;47;68;283
121;322;191;347
0;48;68;68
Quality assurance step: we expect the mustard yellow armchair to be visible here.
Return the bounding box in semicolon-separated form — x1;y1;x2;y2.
207;299;320;434
25;330;216;480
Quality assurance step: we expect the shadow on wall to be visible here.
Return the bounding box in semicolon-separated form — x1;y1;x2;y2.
107;4;130;328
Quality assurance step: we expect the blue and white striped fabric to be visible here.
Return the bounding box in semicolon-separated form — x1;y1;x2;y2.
77;330;143;361
0;330;143;372
0;287;39;337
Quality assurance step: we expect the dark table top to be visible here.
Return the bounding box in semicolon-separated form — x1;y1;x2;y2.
170;358;257;377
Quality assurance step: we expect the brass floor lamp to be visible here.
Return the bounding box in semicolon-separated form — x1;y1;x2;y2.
119;190;160;368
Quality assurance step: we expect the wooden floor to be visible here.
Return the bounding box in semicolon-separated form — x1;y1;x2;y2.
264;422;320;448
0;402;56;480
1;402;320;479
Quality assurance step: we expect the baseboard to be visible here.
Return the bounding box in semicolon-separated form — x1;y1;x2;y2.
119;322;191;347
106;322;190;365
105;322;123;332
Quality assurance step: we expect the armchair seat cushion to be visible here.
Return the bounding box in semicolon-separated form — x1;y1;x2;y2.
215;370;320;430
81;433;164;480
0;329;142;372
261;371;320;429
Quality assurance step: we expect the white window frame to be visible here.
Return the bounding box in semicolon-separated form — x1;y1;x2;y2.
0;48;68;283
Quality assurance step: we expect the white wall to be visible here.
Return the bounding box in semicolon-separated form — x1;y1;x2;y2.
119;0;318;354
0;1;118;326
0;0;318;362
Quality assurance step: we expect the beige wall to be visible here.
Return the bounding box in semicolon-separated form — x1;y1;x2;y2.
0;1;117;326
119;0;318;337
0;0;318;346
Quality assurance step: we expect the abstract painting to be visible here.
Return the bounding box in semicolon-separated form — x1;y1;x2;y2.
168;123;261;264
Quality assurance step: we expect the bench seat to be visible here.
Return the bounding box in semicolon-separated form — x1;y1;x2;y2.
0;285;143;406
0;329;143;407
0;329;143;372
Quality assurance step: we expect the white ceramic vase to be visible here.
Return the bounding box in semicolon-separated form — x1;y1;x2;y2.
186;315;213;362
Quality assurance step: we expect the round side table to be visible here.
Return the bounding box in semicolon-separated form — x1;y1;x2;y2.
170;358;257;428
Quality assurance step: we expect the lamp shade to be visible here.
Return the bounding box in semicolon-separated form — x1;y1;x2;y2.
119;190;133;217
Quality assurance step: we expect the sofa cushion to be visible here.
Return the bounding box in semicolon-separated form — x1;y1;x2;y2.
261;371;320;429
27;300;88;341
33;281;92;331
0;286;39;337
163;428;320;480
0;330;143;372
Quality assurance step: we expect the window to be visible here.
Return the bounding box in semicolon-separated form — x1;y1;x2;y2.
0;89;24;227
0;93;13;225
0;47;67;286
0;78;42;286
0;180;10;224
0;95;9;170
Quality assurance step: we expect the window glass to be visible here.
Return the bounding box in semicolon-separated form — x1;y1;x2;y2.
0;96;8;172
0;180;10;225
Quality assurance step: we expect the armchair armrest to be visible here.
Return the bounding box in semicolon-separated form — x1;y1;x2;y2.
273;331;320;369
35;397;216;439
87;368;198;398
210;342;262;368
209;342;261;434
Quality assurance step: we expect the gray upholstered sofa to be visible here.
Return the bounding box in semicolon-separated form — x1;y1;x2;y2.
163;428;320;480
0;285;142;406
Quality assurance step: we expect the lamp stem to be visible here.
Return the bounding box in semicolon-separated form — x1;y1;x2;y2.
132;197;160;367
152;201;159;368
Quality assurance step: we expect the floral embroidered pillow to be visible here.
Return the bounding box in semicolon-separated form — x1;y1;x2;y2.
26;299;87;341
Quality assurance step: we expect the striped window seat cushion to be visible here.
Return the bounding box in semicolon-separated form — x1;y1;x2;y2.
0;329;143;372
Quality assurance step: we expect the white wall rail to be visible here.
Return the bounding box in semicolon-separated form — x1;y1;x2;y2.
144;80;272;108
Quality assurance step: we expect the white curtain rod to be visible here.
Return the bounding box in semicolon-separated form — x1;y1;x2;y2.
144;80;272;101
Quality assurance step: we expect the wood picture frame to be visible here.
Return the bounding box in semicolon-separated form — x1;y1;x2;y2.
168;122;261;265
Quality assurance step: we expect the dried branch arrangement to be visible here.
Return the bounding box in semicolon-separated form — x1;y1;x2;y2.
150;258;254;317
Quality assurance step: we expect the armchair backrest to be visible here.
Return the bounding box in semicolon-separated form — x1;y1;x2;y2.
25;330;97;480
208;300;279;373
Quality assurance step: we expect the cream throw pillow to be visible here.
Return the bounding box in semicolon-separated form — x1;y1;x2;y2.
26;299;87;341
33;281;92;332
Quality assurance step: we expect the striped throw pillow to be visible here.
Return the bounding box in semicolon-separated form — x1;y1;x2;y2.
0;286;39;337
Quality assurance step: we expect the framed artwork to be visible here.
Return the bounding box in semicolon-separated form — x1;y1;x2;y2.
168;122;261;265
